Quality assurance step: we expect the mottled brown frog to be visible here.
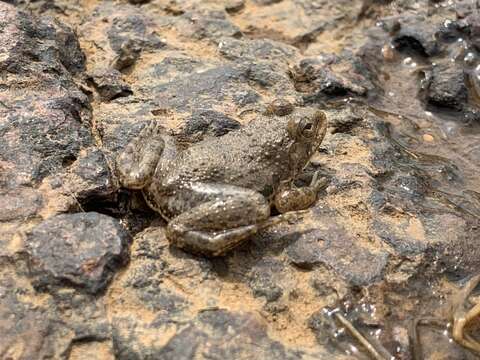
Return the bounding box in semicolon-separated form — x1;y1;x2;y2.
116;103;327;256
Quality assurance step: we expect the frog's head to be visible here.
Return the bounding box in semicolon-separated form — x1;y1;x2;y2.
285;108;327;175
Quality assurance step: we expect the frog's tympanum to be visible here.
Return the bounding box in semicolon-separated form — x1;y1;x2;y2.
116;103;328;256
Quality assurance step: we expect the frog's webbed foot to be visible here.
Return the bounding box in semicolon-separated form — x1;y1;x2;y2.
166;186;276;256
274;171;328;213
116;121;165;189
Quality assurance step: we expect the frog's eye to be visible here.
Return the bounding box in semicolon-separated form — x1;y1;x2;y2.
298;117;317;139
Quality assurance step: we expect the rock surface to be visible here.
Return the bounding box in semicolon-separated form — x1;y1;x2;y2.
26;212;131;294
1;0;480;359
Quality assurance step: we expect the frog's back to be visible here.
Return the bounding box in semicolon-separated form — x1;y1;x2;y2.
162;116;292;195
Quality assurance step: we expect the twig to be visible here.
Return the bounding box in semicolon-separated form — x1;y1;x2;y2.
333;312;391;360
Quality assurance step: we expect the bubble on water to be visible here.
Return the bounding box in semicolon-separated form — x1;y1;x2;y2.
382;44;395;61
474;64;480;80
464;52;476;65
403;57;417;68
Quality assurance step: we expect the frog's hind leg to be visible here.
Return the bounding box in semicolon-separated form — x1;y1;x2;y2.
116;121;165;189
166;188;274;256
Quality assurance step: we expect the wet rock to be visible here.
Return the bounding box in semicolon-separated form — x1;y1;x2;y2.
327;107;364;135
26;212;131;294
113;309;315;360
88;68;133;101
293;55;371;102
286;215;388;286
388;15;439;57
423;63;467;110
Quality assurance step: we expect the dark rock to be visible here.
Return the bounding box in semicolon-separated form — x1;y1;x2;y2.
88;68;133;101
327;107;364;135
286;211;388;286
182;110;241;139
178;10;242;42
0;188;43;222
107;12;164;69
0;2;92;188
253;0;284;4
51;19;86;74
153;65;258;110
112;38;143;70
245;62;291;88
225;0;245;14
108;14;146;53
424;63;467;110
0;275;57;359
249;259;284;302
389;15;439;57
147;56;204;79
293;55;370;102
68;148;116;200
26;212;131;294
218;37;298;67
112;309;311;360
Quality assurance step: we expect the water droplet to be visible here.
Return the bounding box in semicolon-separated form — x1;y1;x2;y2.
403;57;417;68
464;52;476;65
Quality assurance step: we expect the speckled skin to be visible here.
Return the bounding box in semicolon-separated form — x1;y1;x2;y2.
116;106;327;256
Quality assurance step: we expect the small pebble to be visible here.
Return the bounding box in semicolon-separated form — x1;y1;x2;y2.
423;134;434;142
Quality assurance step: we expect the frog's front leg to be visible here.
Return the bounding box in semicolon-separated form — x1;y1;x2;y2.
274;171;327;213
166;184;281;256
116;121;165;189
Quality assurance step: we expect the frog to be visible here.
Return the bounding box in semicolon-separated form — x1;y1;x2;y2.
116;102;328;256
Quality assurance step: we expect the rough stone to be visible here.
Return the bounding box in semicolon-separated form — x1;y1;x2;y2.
182;109;241;140
286;212;388;286
26;212;131;293
88;68;133;101
424;63;467;110
112;309;328;360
